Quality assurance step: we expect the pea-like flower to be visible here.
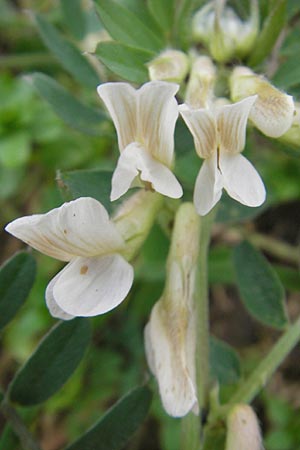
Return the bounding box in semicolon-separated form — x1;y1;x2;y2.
5;197;134;319
179;96;266;216
97;81;183;201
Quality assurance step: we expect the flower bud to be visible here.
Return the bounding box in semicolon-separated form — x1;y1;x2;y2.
148;49;189;83
185;55;216;108
280;102;300;147
225;404;263;450
230;66;295;138
113;190;162;260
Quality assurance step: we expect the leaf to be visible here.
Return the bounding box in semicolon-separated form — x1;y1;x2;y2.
247;0;287;67
147;0;175;31
27;73;105;135
34;13;100;88
233;241;288;329
0;252;36;331
65;386;152;450
216;192;267;224
60;0;87;40
9;319;91;406
57;169;113;213
95;42;153;83
209;336;241;385
272;57;300;89
0;132;31;168
208;246;235;285
94;0;163;52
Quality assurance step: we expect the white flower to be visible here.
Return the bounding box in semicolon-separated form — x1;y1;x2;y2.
147;49;189;83
225;404;263;450
5;197;134;319
97;81;183;201
144;203;199;417
179;96;266;216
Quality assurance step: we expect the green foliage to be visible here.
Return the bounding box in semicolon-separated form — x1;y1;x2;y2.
27;73;104;135
0;252;36;331
34;13;100;88
8;319;91;406
95;42;153;83
60;0;87;40
65;386;152;450
209;336;241;385
248;0;287;67
216;194;267;224
233;241;288;329
94;0;164;51
147;0;175;32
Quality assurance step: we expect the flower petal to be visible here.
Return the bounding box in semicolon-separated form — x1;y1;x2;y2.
5;198;124;261
193;157;223;216
53;254;134;317
220;153;266;207
216;96;257;154
145;301;198;417
97;82;137;151
179;105;217;158
45;270;75;320
137;81;179;167
111;143;183;201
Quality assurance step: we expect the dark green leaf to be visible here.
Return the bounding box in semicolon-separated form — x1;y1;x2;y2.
57;169;113;212
209;336;241;385
0;252;36;331
9;319;91;405
34;13;100;88
233;241;288;329
95;42;153;83
248;0;287;67
216;193;266;224
272;57;300;89
60;0;87;40
65;386;152;450
208;246;235;285
147;0;175;32
27;73;104;135
95;0;163;52
174;0;194;49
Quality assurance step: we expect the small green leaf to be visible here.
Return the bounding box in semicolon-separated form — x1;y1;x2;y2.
57;169;113;212
95;42;153;83
9;319;91;406
27;73;104;135
209;336;241;385
233;241;288;329
34;13;100;88
60;0;87;40
0;252;36;331
216;193;266;224
65;386;152;450
248;0;287;67
147;0;175;31
272;57;300;89
95;0;163;52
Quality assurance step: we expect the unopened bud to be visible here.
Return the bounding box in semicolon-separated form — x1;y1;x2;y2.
148;49;189;83
185;55;216;108
230;66;295;138
113;190;162;260
280;102;300;147
225;404;263;450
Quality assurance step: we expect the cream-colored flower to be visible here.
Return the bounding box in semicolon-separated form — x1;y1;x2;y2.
6;198;134;319
230;66;295;138
179;96;266;215
148;49;189;83
97;81;183;201
145;203;199;417
225;404;263;450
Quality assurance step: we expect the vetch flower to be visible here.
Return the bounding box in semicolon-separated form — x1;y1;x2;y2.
5;197;134;319
144;203;199;417
179;96;266;215
147;49;189;83
230;66;295;138
97;81;183;201
185;55;216;109
225;404;263;450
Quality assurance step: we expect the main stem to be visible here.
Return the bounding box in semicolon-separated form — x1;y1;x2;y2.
1;400;42;450
181;208;216;450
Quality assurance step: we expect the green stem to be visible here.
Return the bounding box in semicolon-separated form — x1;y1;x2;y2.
212;315;300;421
249;232;300;266
1;400;42;450
0;53;57;69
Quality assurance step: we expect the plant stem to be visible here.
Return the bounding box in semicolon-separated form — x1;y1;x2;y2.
1;400;42;450
0;53;57;69
211;315;300;421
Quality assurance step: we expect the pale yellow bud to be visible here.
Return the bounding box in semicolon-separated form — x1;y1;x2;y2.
230;66;295;138
148;49;189;83
185;55;216;108
280;102;300;147
225;404;263;450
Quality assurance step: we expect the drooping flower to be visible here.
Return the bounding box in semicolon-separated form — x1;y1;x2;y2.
230;66;295;138
179;96;266;216
5;197;134;319
145;203;199;417
225;404;263;450
97;81;183;201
